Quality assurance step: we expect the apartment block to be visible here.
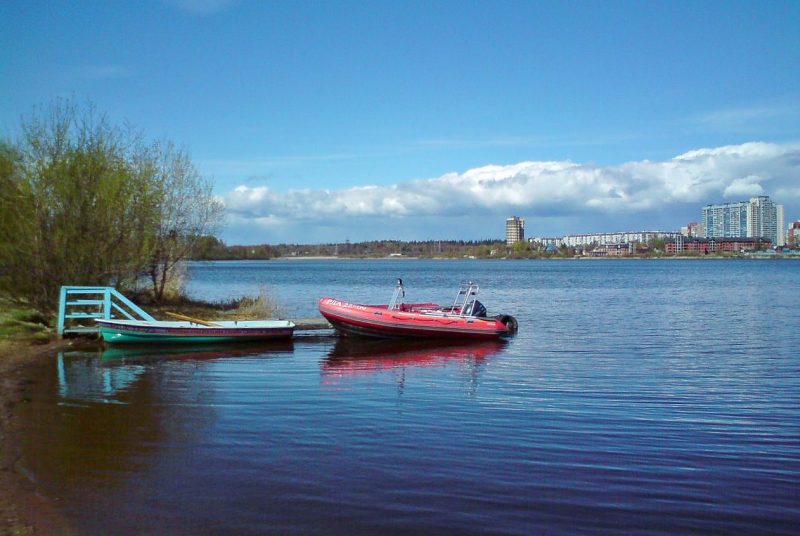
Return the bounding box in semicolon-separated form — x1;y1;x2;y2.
702;201;749;239
702;196;785;246
667;237;771;254
560;231;681;248
506;216;525;246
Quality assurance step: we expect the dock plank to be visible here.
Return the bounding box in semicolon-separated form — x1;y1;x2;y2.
290;317;332;330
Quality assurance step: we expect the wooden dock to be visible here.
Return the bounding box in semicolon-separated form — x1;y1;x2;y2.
291;317;333;331
56;286;335;338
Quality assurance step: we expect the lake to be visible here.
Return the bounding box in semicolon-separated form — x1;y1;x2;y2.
17;259;800;534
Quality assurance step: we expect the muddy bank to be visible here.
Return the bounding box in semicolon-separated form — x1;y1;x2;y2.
0;339;98;535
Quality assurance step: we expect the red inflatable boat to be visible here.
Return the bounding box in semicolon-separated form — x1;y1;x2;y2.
319;280;518;339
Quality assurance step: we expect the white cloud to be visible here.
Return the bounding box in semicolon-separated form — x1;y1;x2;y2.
723;175;765;197
222;141;800;240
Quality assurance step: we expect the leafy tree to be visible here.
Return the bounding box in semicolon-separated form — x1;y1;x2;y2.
145;142;225;302
0;99;225;310
647;237;666;252
192;235;229;260
0;142;25;293
0;100;157;310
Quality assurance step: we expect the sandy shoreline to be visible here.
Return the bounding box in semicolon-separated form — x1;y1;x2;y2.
0;339;91;534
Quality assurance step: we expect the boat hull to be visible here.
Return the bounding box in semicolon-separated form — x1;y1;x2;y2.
96;319;295;345
319;298;510;339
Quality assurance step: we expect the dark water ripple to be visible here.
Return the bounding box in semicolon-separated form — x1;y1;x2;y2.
16;260;800;534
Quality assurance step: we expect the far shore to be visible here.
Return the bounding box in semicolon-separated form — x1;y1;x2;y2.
274;255;428;260
201;254;800;261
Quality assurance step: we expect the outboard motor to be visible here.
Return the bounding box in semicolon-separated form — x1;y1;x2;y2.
495;314;519;335
465;300;487;317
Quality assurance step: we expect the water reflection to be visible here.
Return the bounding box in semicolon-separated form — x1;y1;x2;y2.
57;351;145;403
22;343;296;511
57;342;294;402
322;338;505;395
22;356;209;497
98;341;294;364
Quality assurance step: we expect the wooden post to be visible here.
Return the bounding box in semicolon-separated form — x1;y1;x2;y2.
57;286;68;338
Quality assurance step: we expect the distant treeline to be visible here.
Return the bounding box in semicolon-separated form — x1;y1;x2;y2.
190;236;751;261
190;236;514;260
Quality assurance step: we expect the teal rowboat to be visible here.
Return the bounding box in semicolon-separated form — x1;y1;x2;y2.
95;318;295;344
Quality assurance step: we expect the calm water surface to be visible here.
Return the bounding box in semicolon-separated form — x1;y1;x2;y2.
18;260;800;534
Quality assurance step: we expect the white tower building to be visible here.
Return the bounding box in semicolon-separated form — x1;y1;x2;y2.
506;217;525;247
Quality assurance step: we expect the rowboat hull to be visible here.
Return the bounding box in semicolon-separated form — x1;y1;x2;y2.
319;298;512;339
95;319;295;345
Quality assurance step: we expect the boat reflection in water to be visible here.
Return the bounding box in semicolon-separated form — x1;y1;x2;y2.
57;341;294;403
28;341;296;515
322;338;505;394
98;341;294;364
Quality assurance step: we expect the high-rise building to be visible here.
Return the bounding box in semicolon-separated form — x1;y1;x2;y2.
506;216;525;247
702;196;784;246
702;201;749;238
748;195;784;246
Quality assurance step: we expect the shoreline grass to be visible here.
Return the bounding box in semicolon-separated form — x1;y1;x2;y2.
0;302;51;349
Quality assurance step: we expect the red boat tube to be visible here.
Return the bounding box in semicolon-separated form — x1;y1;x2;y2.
318;280;517;339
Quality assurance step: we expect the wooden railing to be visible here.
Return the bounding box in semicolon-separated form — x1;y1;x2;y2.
57;286;155;338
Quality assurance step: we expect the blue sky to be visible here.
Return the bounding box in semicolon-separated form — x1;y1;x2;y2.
2;0;799;244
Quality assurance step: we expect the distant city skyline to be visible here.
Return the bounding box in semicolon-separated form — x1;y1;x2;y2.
222;146;800;244
2;1;799;244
